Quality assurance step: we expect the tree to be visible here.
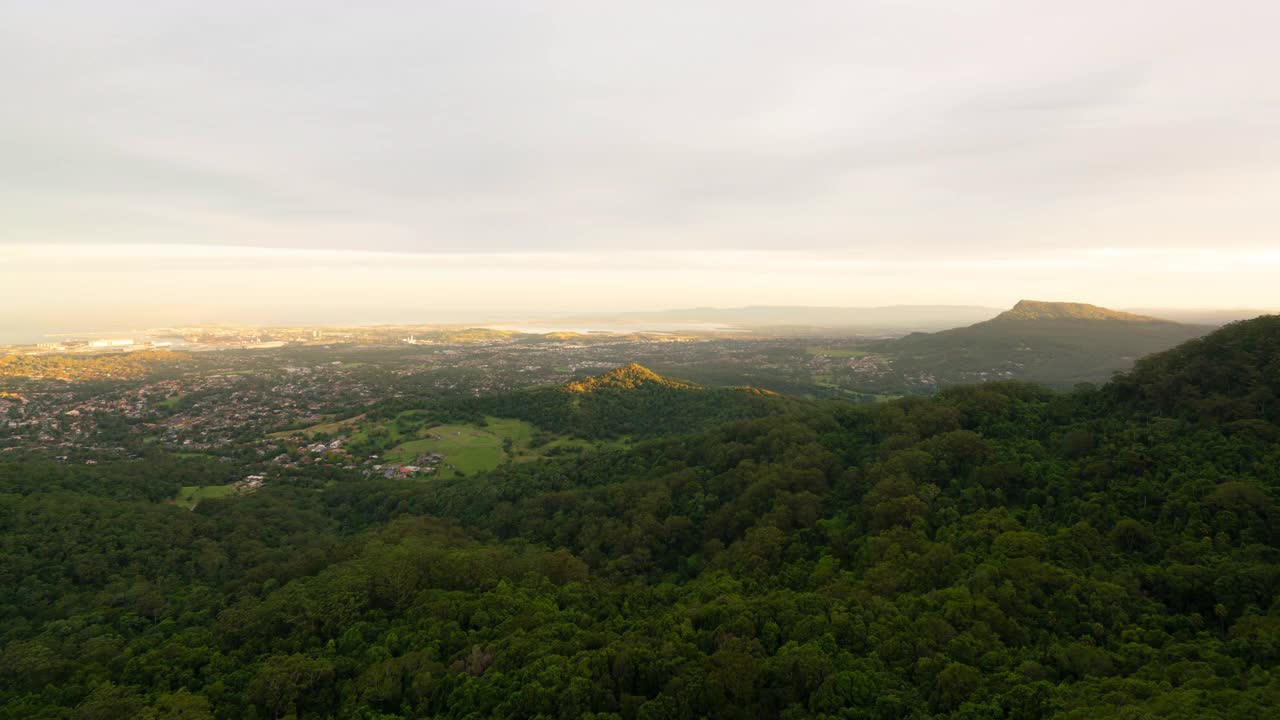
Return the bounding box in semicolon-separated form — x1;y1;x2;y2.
247;655;335;719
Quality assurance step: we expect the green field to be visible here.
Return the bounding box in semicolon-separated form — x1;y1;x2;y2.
269;413;367;439
805;347;869;358
171;484;237;510
156;394;185;410
379;415;626;479
382;424;503;478
811;381;901;402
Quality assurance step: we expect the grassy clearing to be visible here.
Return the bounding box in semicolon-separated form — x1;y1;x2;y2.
483;416;628;460
383;423;504;478
269;413;367;439
171;484;237;510
379;415;628;479
483;416;536;445
805;347;869;358
156;394;185;410
812;381;902;403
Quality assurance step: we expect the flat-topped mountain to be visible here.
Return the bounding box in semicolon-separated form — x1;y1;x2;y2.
994;300;1167;323
871;300;1213;388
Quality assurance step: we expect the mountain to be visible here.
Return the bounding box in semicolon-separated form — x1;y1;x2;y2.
563;362;693;392
468;363;794;438
872;300;1213;388
993;299;1161;322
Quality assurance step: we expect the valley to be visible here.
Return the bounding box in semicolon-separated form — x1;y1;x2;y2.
1;308;1276;719
12;6;1276;716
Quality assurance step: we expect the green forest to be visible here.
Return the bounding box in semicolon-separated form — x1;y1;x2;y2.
2;317;1279;719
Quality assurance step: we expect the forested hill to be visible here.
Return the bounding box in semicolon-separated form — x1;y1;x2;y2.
1107;313;1280;423
459;363;796;439
563;363;692;391
872;300;1213;388
3;319;1280;718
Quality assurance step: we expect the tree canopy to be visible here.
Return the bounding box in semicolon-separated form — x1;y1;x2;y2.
2;317;1279;718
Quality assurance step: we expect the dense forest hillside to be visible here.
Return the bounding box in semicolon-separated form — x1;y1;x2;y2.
2;319;1279;718
1107;314;1280;423
446;363;795;439
873;300;1212;388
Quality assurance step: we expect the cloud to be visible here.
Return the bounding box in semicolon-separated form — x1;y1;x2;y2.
1;1;1278;310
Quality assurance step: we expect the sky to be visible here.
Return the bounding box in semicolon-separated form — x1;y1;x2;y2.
3;1;1279;335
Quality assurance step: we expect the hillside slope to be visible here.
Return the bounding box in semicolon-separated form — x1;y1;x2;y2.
9;320;1280;717
873;300;1212;387
466;363;796;439
1108;313;1280;422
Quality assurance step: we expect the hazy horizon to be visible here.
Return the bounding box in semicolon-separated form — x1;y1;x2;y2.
5;2;1280;330
5;298;1275;346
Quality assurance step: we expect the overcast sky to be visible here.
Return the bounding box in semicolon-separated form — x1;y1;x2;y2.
3;1;1279;330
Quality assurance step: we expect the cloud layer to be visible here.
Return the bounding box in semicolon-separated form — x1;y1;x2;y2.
3;1;1278;317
